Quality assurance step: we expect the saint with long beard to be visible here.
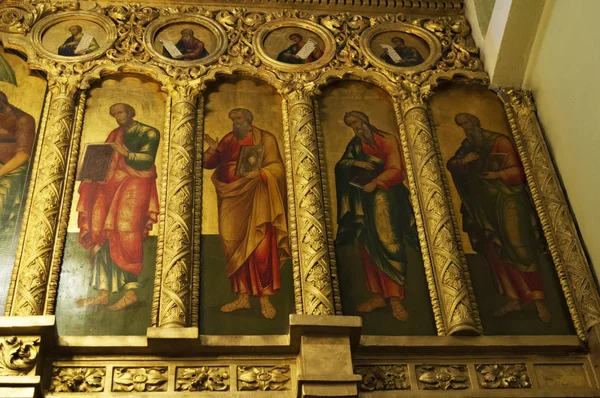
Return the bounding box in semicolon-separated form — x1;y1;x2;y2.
335;110;418;321
204;108;290;319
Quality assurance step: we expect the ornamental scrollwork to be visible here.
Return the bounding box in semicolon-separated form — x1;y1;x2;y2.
417;365;469;390
0;0;78;34
50;367;106;393
237;365;291;391
176;366;230;392
476;364;531;389
215;8;267;66
105;5;159;63
355;365;410;391
112;367;168;392
0;336;39;376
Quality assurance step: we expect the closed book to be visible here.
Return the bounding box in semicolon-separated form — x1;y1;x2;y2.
77;143;114;182
235;145;264;176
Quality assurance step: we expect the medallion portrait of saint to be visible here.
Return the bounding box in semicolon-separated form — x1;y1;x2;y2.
379;36;424;67
335;110;419;321
276;33;323;65
162;28;209;61
76;103;160;312
447;113;551;323
58;25;100;56
203;107;290;319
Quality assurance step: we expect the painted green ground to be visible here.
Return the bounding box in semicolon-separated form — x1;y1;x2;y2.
467;253;575;335
0;239;17;314
337;242;437;336
55;234;156;336
200;235;294;335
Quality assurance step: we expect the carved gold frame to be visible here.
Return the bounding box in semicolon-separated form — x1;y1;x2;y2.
0;1;597;347
253;19;336;73
360;22;441;73
144;15;228;67
30;11;117;63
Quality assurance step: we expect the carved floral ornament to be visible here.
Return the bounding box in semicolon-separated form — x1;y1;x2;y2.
112;367;168;392
50;367;106;393
476;364;531;389
237;365;291;391
417;365;469;390
0;336;39;376
176;366;230;392
355;365;410;391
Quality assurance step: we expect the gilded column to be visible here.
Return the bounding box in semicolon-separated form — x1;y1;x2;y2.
502;89;600;340
5;73;82;316
153;84;201;328
282;85;339;315
398;92;480;335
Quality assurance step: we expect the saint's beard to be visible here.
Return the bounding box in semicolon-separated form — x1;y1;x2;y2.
233;122;251;139
353;123;376;145
465;128;483;146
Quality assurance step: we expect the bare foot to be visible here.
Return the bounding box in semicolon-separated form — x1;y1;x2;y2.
493;299;521;317
390;297;409;321
107;290;138;311
221;294;251;313
535;300;552;323
260;296;276;319
77;290;109;307
357;294;386;313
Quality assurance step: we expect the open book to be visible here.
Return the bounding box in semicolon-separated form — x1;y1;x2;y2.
77;143;114;182
380;44;402;63
75;33;95;54
161;39;183;58
295;39;317;60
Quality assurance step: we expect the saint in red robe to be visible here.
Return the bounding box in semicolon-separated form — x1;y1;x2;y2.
78;121;160;287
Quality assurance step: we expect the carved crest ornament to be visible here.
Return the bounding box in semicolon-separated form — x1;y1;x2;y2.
0;0;597;363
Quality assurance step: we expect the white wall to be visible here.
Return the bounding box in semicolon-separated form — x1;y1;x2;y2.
524;0;600;275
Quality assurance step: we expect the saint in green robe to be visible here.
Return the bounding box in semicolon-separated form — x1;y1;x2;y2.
335;132;418;287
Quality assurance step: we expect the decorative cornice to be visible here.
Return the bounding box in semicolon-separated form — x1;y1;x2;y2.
102;0;464;15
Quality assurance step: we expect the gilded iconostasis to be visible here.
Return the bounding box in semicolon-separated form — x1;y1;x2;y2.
0;1;596;346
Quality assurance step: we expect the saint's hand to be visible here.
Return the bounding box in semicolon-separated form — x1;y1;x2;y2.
481;171;500;180
363;180;377;193
244;170;261;179
109;142;129;156
354;160;376;170
205;134;218;151
462;152;480;164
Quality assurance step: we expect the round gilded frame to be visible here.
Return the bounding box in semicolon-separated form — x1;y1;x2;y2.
31;11;117;62
253;20;336;72
360;23;441;73
144;15;228;66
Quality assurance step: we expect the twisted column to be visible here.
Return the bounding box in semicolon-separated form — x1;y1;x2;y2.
5;76;82;316
283;87;339;315
399;98;480;335
153;85;201;328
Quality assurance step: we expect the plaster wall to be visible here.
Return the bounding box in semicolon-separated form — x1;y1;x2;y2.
524;0;600;279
